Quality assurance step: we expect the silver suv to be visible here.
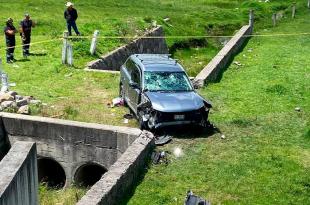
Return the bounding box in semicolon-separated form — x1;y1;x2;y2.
120;54;212;130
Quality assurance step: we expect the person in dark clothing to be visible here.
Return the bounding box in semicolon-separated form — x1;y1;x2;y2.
64;2;80;36
20;13;36;57
4;18;18;63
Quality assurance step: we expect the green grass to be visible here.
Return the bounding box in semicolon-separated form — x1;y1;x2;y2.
39;183;86;205
127;5;310;205
0;0;297;124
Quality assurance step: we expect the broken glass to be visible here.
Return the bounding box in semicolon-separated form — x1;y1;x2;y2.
144;71;192;92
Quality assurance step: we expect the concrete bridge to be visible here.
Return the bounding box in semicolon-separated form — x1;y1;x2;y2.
0;112;143;188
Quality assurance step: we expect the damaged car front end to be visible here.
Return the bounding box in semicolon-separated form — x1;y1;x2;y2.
137;92;212;130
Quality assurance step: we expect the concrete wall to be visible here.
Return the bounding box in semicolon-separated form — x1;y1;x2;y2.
0;141;38;205
77;131;154;205
193;25;253;87
87;26;169;71
0;112;142;186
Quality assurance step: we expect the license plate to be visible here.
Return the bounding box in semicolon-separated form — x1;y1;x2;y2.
174;114;185;120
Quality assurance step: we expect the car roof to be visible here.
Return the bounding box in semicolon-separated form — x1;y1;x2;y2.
130;54;185;72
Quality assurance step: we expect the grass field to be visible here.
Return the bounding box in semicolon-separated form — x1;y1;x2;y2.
0;0;295;125
0;0;308;204
127;5;310;205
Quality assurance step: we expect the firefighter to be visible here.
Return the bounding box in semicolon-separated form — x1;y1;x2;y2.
20;13;36;57
4;18;18;63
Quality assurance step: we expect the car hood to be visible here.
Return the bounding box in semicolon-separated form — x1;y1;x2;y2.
144;91;204;112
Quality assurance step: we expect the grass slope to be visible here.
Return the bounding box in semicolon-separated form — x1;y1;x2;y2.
127;6;310;205
0;0;297;124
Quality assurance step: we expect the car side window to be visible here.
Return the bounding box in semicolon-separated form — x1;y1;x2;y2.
131;66;141;86
125;60;135;75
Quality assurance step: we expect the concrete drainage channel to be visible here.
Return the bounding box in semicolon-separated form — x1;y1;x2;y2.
0;112;154;205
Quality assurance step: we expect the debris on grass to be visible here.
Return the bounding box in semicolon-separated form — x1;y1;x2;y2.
234;61;242;66
295;107;301;112
151;150;168;165
123;113;134;119
110;97;124;108
221;134;226;139
173;147;183;158
184;190;210;205
155;135;172;146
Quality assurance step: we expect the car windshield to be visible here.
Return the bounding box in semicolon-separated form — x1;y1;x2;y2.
144;71;193;92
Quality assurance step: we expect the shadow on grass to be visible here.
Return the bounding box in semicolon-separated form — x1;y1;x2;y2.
118;156;152;205
209;37;251;84
29;52;47;56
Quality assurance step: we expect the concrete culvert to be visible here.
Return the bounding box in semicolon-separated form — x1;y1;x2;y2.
74;163;106;187
37;157;66;189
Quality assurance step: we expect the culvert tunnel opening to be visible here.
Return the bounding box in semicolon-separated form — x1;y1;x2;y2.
37;157;66;189
74;163;107;187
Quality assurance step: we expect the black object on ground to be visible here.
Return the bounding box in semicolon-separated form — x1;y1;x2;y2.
151;150;168;165
155;135;172;146
123;113;134;119
184;190;210;205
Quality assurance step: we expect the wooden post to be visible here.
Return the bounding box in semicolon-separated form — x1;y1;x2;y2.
90;30;99;55
249;10;254;28
272;13;277;27
292;3;296;18
67;44;73;66
62;31;68;64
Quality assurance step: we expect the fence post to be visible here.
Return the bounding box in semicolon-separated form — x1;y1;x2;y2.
0;58;7;92
292;3;296;18
249;10;254;28
90;30;99;55
272;13;277;27
67;44;73;66
308;0;310;9
62;31;68;64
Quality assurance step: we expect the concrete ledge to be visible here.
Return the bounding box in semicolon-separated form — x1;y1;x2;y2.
87;26;169;71
194;25;253;87
84;68;120;74
77;131;155;205
0;141;38;205
0;112;142;186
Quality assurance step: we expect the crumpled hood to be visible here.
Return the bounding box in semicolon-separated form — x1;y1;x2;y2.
145;91;205;112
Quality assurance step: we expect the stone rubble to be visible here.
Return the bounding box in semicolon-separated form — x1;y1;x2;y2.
0;91;41;115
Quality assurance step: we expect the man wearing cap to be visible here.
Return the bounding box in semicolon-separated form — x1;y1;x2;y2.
64;2;80;36
4;18;18;63
20;13;36;57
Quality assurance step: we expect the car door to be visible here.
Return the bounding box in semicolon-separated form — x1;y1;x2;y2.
127;64;142;113
121;59;134;104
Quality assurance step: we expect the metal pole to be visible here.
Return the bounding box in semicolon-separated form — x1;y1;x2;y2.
308;0;310;9
1;73;9;92
67;44;73;66
90;30;99;55
62;31;68;64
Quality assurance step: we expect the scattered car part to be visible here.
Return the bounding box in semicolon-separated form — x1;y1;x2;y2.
184;190;210;205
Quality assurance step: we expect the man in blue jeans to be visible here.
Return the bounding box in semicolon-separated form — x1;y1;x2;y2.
64;2;80;36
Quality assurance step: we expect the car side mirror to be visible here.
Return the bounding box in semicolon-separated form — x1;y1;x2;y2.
129;81;140;89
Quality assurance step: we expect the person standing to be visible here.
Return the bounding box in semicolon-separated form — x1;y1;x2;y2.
20;13;36;57
64;2;80;36
4;18;18;63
